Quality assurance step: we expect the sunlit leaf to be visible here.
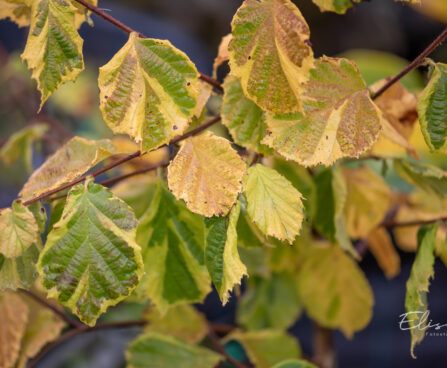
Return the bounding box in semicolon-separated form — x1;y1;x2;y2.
21;0;84;109
205;201;247;304
126;332;222;368
168;131;247;217
297;243;373;337
243;164;304;243
229;0;314;114
0;291;29;368
37;178;143;326
0;0;32;27
99;32;200;152
221;75;271;154
263;57;382;166
20;136;115;201
237;272;301;331
136;178;211;311
367;227;400;279
311;0;360;14
405;225;437;358
226;330;301;368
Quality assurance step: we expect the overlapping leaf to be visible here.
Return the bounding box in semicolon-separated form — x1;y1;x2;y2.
205;201;247;304
126;332;222;368
22;0;84;108
168;131;246;217
263;57;382;166
243;164;304;243
297;243;373;337
229;0;314;114
405;225;437;358
221;75;271;154
37;179;143;326
135;179;211;311
20;137;115;201
99;32;200;152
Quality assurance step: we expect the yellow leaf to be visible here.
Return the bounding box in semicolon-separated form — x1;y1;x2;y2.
343;166;391;239
229;0;314;114
213;33;232;79
263;57;382;166
367;227;400;279
311;0;360;14
167;131;247;217
20;137;115;201
0;0;32;27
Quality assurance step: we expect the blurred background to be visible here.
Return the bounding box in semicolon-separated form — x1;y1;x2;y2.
1;0;447;367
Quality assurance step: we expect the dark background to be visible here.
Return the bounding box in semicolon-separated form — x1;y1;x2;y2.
1;0;447;367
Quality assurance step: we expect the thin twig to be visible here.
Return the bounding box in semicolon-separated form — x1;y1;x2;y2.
372;27;447;100
73;0;223;93
383;216;447;228
169;115;221;144
99;162;170;187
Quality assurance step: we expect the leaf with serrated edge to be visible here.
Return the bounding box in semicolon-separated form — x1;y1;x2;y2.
263;57;382;166
226;330;301;368
417;63;447;152
136;178;211;312
21;0;84;109
367;227;400;279
243;164;304;243
405;225;437;358
99;32;200;152
37;178;143;326
229;0;314;114
205;201;247;304
19;137;115;201
0;292;29;368
221;75;272;154
126;332;222;368
0;201;38;259
0;0;32;27
168;131;247;217
297;243;373;337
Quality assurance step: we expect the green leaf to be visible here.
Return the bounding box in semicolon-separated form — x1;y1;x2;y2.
0;0;32;27
263;57;382;166
297;243;373;337
0;124;48;172
311;0;360;14
167;131;247;217
243;164;304;244
19;137;115;202
394;159;447;198
204;201;247;304
227;330;301;368
0;201;38;259
237;272;301;331
37;178;143;326
143;304;208;344
98;32;200;152
229;0;314;114
272;360;318;368
126;332;222;368
221;75;272;154
417;63;447;152
28;201;47;234
21;0;84;109
405;225;437;358
136;178;211;312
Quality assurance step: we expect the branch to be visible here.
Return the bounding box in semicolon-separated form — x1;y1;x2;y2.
73;0;223;93
371;27;447;100
382;215;447;228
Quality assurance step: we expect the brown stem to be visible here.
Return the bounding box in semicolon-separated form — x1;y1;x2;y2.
169;115;221;144
371;27;447;100
383;216;447;228
313;324;336;368
73;0;222;93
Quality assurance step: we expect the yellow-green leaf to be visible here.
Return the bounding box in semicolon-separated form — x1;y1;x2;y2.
0;201;38;259
167;131;247;217
21;0;84;109
204;201;247;304
272;360;318;368
0;0;32;27
229;0;314;114
19;136;115;201
367;227;400;279
37;179;144;326
263;57;382;166
405;225;437;358
126;332;222;368
243;164;304;243
221;75;272;154
98;32;200;152
311;0;360;14
297;243;373;337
